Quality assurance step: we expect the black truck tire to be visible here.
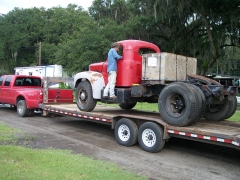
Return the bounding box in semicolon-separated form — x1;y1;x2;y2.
204;99;230;121
118;102;137;110
76;81;97;112
224;96;237;119
114;118;138;146
158;82;201;126
17;100;30;117
138;122;165;153
186;84;206;122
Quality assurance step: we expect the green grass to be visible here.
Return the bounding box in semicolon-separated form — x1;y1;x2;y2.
0;123;21;144
0;123;146;180
0;146;145;180
227;111;240;122
98;102;159;112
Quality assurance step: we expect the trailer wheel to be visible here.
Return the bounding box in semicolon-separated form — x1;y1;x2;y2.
114;118;138;146
118;102;137;110
225;96;237;119
138;122;165;153
17;100;29;117
204;99;229;121
76;81;97;112
158;82;200;126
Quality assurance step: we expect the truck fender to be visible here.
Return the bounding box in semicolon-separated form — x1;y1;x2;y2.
74;71;105;99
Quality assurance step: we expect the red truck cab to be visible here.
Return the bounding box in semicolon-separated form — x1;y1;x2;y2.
89;40;160;87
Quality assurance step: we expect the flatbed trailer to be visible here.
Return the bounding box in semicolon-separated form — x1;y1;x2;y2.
42;103;240;153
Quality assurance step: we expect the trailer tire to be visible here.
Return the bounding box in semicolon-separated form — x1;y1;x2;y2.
76;81;97;112
204;99;229;121
158;82;200;126
114;118;138;146
138;122;165;153
118;102;137;110
224;96;237;119
17;100;29;117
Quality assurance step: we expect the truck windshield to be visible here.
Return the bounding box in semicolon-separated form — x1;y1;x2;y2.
138;48;157;56
15;77;41;86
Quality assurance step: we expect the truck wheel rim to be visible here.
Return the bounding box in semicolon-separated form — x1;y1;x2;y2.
118;124;130;142
18;104;23;114
80;89;87;101
142;129;156;147
167;93;185;117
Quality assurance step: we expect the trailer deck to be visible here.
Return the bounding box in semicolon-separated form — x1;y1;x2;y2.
42;104;240;151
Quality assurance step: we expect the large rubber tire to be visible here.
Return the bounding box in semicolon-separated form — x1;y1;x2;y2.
204;99;229;121
76;81;97;112
138;122;165;153
186;84;206;122
158;82;201;126
114;118;138;146
17;100;29;117
225;96;237;119
118;102;137;110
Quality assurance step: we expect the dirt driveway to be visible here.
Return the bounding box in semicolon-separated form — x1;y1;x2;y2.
0;105;239;180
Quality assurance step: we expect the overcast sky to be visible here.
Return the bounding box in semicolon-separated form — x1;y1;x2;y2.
0;0;94;14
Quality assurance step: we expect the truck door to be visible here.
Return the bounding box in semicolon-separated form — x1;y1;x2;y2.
0;76;4;103
1;76;13;104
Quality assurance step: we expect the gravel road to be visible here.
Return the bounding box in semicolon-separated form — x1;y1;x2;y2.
0;105;239;180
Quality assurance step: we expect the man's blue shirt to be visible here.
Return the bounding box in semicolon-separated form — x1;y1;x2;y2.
107;48;122;73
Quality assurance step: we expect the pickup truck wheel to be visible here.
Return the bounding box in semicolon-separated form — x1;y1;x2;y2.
225;96;237;119
114;118;138;146
76;81;97;112
158;82;200;126
204;99;229;121
138;122;165;153
17;100;29;117
118;102;137;110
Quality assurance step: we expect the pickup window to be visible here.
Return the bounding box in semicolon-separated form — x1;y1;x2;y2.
15;77;41;86
4;76;12;86
0;76;3;86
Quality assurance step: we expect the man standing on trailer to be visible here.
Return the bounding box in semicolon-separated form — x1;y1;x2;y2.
103;42;122;99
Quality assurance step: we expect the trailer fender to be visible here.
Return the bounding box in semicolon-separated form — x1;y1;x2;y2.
74;71;105;99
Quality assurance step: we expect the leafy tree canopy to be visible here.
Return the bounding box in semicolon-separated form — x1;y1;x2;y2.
0;0;239;76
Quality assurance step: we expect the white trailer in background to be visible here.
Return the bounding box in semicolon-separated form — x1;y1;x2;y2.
14;65;63;78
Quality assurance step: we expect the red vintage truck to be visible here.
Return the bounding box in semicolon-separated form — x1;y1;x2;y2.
74;40;238;127
0;75;73;117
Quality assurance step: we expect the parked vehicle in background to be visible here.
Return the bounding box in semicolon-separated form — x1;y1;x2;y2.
14;65;63;78
207;75;240;104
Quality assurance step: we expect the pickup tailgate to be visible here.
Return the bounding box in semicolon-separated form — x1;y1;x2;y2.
48;89;74;103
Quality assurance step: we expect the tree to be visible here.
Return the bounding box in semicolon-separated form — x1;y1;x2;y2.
125;0;240;75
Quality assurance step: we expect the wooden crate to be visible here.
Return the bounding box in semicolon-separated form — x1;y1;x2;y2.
142;52;197;83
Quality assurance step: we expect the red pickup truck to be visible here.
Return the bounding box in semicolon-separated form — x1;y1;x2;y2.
0;75;74;117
